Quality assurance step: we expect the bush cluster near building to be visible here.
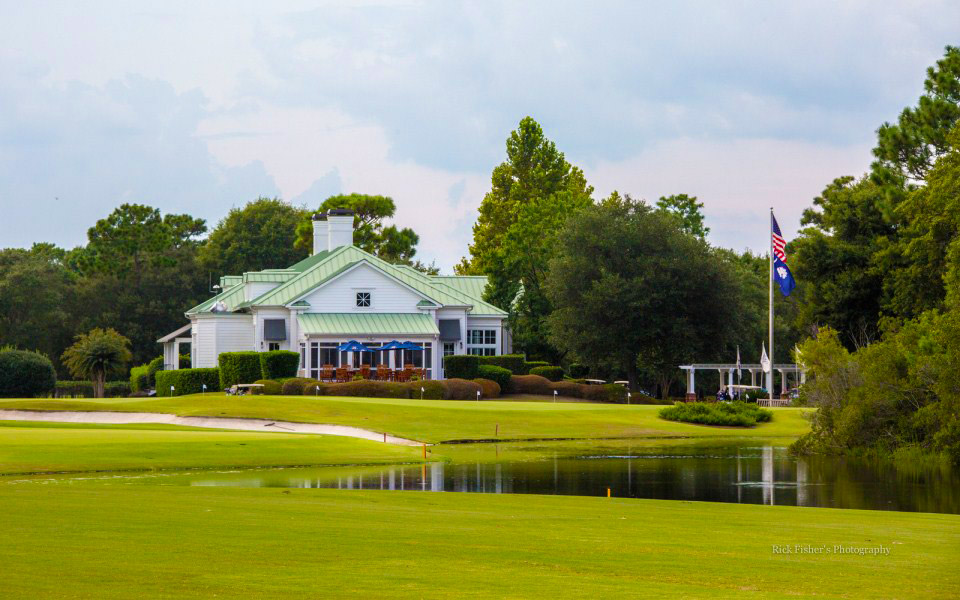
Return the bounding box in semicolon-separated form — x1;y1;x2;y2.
0;349;57;398
155;369;221;397
262;377;489;400
659;401;773;427
54;381;130;398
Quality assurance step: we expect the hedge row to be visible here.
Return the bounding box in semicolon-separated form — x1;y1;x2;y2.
529;365;564;381
52;381;131;398
261;377;491;400
0;349;56;398
477;364;511;390
218;351;300;388
504;374;664;404
129;364;150;393
442;354;563;378
260;351;299;380
156;368;221;397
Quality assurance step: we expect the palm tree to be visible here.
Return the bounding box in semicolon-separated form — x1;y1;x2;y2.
61;328;132;398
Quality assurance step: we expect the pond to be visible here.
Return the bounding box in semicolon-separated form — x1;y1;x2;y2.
20;438;959;514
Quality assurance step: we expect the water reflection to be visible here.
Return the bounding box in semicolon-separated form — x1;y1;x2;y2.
179;443;960;514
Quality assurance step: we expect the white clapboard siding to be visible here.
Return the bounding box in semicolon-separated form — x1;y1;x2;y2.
192;316;255;368
299;263;425;313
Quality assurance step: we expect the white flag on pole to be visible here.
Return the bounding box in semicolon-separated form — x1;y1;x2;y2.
760;343;771;373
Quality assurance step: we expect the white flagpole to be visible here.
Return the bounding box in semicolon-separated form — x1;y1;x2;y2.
768;208;774;401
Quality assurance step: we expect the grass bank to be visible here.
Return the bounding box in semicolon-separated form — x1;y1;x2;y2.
1;482;957;598
0;394;812;443
0;421;423;475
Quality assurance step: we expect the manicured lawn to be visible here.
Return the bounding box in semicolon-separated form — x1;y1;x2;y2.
0;421;423;475
1;483;957;598
0;395;812;443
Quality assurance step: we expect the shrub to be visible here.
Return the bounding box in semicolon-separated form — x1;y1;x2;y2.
479;354;527;374
659;401;773;427
476;364;511;390
0;349;56;398
129;364;150;393
61;328;132;398
524;361;549;375
259;350;300;380
218;352;263;389
325;380;410;399
568;363;589;378
550;380;583;399
408;380;445;399
474;378;501;399
507;374;553;395
529;365;564;381
281;378;322;396
146;356;165;386
443;355;480;379
443;378;483;400
251;379;283;395
155;368;221;397
581;383;629;404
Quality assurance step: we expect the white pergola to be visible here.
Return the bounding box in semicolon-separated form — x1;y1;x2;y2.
678;363;806;401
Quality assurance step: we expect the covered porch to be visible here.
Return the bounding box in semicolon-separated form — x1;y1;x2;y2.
297;313;441;379
157;324;191;370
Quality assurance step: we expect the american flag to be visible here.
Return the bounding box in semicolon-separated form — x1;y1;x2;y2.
771;213;787;262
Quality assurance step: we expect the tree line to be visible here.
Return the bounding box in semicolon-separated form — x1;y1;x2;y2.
0;195;432;375
785;46;960;462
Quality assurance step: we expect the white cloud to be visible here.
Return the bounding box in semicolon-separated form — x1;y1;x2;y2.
584;138;874;253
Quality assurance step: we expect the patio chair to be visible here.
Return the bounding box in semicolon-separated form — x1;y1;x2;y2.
404;363;415;371
321;365;334;381
359;365;371;379
335;367;350;383
376;365;392;381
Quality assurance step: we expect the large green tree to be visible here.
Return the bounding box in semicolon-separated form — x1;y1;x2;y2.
545;194;743;395
293;193;434;272
791;176;892;344
75;204;209;364
200;197;308;277
873;46;960;184
792;47;960;345
460;117;593;361
0;245;76;369
656;194;710;239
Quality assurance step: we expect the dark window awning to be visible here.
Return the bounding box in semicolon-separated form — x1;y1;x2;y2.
264;319;287;341
438;319;461;341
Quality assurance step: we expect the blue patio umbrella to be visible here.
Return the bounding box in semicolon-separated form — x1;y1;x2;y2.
399;341;423;351
336;340;374;352
379;340;404;351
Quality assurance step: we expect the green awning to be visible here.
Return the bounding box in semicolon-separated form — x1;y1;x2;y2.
297;313;439;336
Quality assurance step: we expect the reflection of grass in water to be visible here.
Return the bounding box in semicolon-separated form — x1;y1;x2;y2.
432;437;797;464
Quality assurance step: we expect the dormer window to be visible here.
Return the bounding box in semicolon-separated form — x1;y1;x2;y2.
356;291;371;307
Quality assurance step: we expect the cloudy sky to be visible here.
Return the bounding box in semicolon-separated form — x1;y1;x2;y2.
2;1;959;271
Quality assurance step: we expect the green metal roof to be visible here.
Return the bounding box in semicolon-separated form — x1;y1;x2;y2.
243;271;295;283
185;281;247;315
219;275;242;289
188;246;506;317
298;313;440;336
431;275;488;300
417;299;437;307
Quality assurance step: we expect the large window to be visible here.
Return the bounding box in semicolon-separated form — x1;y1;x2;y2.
443;342;455;357
467;329;497;356
309;342;340;378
